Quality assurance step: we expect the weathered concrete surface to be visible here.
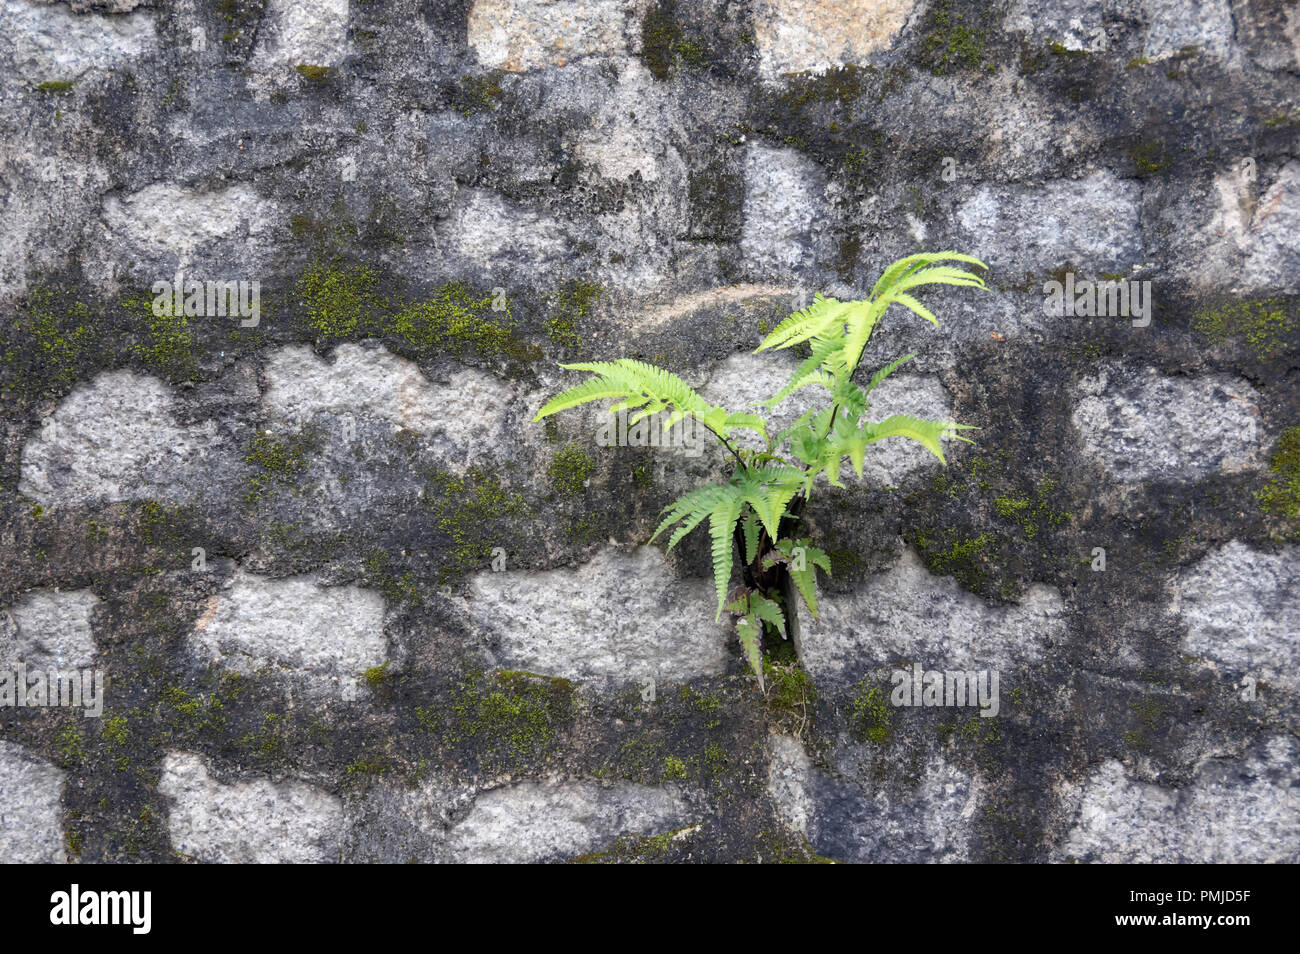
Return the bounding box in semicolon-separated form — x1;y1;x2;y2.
159;751;344;863
0;741;65;864
807;548;1068;683
189;572;387;695
0;0;1296;865
1072;364;1262;483
0;587;99;671
1055;736;1300;863
465;546;730;684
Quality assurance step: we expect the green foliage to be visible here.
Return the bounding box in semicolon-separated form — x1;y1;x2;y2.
127;295;198;380
534;252;987;688
296;260;532;361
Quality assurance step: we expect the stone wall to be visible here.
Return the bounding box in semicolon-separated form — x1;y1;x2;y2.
0;0;1297;863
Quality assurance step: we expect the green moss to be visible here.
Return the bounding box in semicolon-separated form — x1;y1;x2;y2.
55;724;85;766
433;669;575;771
764;660;816;724
246;429;313;476
345;756;390;780
240;712;287;758
362;662;390;689
453;72;504;116
295;64;335;83
849;682;892;744
661;755;689;780
422;467;529;579
1193;298;1296;361
915;531;992;589
751;828;838;864
702;740;727;778
678;684;724;729
1126;57;1151;69
917;0;993;75
569;825;696;864
992;478;1071;541
548;443;595;497
295;259;534;362
1131;140;1172;176
243;427;318;502
101;715;131;770
125;294;198;379
392;282;528;360
298;259;383;341
1047;42;1087;58
945;714;1003;746
639;3;707;79
1;286;96;397
158;684;229;733
548;280;601;349
1258;426;1300;522
37;80;74;93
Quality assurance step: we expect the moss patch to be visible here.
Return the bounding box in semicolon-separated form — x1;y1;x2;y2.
296;259;536;362
125;294;198;380
916;0;996;75
548;281;601;350
1130;140;1172;177
849;681;892;744
295;64;336;83
425;669;575;771
1258;426;1300;524
548;443;595;497
1;286;97;397
422;467;530;579
1193;298;1296;361
452;72;504;116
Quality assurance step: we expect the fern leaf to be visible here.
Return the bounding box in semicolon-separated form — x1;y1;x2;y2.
835;415;977;473
760;335;843;408
735;465;805;541
708;495;743;620
741;511;761;565
735;611;764;689
863;352;916;397
872;252;987;298
755;295;866;353
747;592;787;637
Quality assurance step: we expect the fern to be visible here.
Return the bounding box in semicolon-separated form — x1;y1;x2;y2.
535;252;987;690
534;358;765;441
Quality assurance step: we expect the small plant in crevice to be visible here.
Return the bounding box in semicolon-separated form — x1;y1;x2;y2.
534;253;988;690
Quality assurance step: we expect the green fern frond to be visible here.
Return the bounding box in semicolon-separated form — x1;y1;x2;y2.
760;335;843;408
741;511;761;565
764;538;831;619
755;295;867;354
863;352;916;397
708;495;743;619
533;359;766;442
833;414;978;474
